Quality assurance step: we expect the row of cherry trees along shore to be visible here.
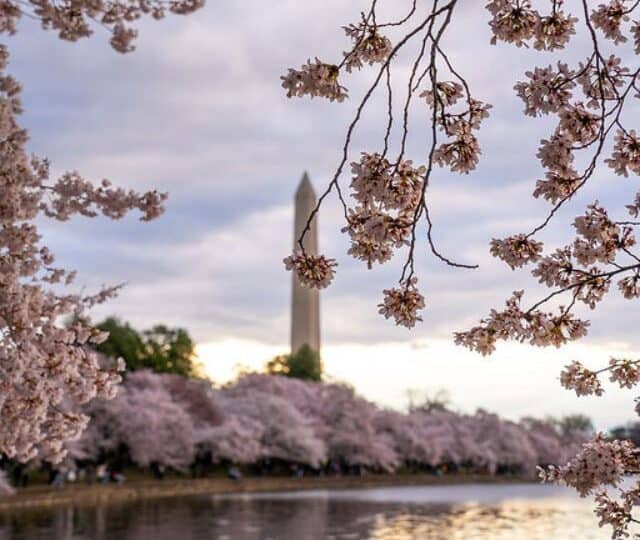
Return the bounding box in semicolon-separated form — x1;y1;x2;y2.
36;370;587;479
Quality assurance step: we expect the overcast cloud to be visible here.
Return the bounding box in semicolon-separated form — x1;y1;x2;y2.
9;1;640;427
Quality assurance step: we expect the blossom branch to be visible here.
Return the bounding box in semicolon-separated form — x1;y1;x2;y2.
285;0;486;328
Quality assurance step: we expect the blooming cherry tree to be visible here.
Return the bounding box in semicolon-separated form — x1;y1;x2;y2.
196;413;263;465
69;370;219;470
222;381;326;467
117;383;198;471
0;0;203;463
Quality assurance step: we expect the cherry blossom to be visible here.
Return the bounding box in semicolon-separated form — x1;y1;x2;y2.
486;0;539;47
223;390;325;468
490;235;544;269
532;247;574;288
515;63;576;117
283;252;337;289
626;192;640;218
69;370;221;470
606;130;640;177
342;153;425;269
594;490;633;538
578;55;628;108
3;0;640;534
196;414;263;465
0;0;202;53
534;9;578;51
119;385;197;471
343;23;392;73
537;132;574;172
539;433;637;497
281;59;347;103
560;361;604;397
533;168;582;204
618;273;640;299
591;1;629;45
421;81;464;108
433;126;481;174
52;371;587;482
455;290;590;355
608;358;640;389
558;103;601;145
378;278;426;329
633;20;640;53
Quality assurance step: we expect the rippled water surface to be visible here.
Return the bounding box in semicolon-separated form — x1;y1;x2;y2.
0;483;623;539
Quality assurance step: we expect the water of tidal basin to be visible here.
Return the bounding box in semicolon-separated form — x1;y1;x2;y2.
0;483;623;539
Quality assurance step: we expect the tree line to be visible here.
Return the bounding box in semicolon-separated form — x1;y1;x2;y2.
0;317;593;490
61;369;589;479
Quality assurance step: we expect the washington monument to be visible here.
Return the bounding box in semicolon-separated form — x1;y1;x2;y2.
291;172;320;355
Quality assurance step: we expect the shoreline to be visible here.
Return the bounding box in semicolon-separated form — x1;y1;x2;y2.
0;473;534;512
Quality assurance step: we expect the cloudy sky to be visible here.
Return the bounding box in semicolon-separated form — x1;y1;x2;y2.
10;1;640;428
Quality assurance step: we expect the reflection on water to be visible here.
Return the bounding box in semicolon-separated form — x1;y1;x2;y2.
0;483;622;539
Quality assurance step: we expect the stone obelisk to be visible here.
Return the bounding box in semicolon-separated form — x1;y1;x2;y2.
291;172;320;355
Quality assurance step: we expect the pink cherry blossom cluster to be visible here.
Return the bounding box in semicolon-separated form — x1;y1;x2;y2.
0;0;203;54
281;59;348;103
618;273;640;299
609;358;640;388
350;153;424;212
607;129;640;177
486;0;540;47
634;19;640;52
468;202;637;356
424;81;492;175
454;290;589;356
560;358;640;396
539;433;637;497
515;63;576;117
591;1;630;45
40;174;167;222
0;0;200;462
343;22;392;73
594;490;634;538
283;252;337;289
487;0;578;50
70;369;222;471
490;235;544;270
560;361;604;396
343;153;425;269
378;278;426;328
282;13;393;102
573;204;635;266
421;81;464;108
553;353;640;537
627;192;640;218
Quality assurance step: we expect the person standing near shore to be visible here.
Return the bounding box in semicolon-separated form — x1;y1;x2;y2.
96;464;108;484
0;471;13;496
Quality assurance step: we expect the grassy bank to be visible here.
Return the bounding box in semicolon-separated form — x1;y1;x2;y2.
0;473;532;512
